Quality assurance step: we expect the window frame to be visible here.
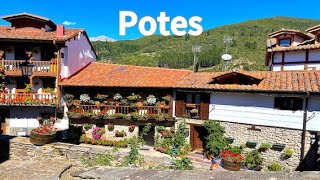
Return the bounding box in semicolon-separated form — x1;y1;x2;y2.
279;38;291;47
274;97;303;111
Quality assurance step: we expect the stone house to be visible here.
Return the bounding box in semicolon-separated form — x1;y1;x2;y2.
0;13;96;135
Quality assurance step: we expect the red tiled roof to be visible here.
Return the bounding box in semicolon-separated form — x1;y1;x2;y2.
0;26;83;41
268;29;313;39
306;24;320;33
60;62;192;88
175;70;320;93
60;62;320;94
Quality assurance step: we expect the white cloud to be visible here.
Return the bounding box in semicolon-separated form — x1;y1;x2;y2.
89;35;116;42
62;21;76;26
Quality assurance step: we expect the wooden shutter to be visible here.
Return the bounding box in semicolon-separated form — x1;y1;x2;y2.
199;93;210;120
175;92;185;117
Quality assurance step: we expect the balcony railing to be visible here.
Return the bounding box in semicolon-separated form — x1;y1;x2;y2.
68;105;173;121
2;60;57;75
184;103;200;119
0;92;57;106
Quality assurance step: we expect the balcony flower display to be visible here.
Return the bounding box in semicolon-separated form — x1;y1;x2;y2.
162;95;171;103
146;95;157;105
128;125;135;132
108;123;114;131
190;109;198;114
115;130;127;137
126;93;141;102
80;94;90;103
113;93;122;101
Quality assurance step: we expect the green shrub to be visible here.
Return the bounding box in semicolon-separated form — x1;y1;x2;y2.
283;149;294;158
268;163;282;171
173;121;188;148
171;157;193;170
204;120;227;157
244;150;264;170
80;153;115;167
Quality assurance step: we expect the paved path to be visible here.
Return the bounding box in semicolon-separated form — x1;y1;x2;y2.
0;159;72;180
68;167;320;180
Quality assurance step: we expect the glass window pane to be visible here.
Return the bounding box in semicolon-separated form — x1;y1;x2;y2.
279;39;291;47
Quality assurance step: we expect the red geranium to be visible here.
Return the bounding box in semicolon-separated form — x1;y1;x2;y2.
221;148;244;163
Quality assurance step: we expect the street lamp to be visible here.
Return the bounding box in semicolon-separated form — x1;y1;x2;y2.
20;51;34;77
20;59;34;77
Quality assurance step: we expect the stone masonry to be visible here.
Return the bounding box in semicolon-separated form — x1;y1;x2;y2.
180;118;318;171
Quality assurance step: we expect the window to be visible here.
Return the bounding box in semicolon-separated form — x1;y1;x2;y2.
317;35;320;42
279;39;291;47
274;97;303;111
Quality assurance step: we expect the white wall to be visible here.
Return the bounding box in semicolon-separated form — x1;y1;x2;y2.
285;51;305;63
309;49;320;62
209;92;320;131
274;52;282;63
283;64;305;71
293;35;304;46
60;32;96;79
7;107;68;136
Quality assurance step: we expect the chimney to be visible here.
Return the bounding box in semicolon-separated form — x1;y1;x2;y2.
57;25;65;37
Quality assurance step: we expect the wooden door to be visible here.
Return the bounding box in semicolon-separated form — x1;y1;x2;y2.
190;125;204;151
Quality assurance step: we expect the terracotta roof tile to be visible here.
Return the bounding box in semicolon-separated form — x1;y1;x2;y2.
60;62;192;88
175;70;320;93
60;62;320;94
0;26;83;41
272;44;320;52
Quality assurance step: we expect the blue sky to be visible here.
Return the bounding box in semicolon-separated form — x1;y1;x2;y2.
0;0;320;40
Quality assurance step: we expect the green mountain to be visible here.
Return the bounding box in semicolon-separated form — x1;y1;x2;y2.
92;17;320;71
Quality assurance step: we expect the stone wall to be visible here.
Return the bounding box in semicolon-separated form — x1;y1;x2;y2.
7;137;172;168
180;118;318;171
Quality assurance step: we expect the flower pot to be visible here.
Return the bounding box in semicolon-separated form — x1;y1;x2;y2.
226;137;235;144
246;141;257;148
222;158;241;171
272;144;285;151
30;131;56;146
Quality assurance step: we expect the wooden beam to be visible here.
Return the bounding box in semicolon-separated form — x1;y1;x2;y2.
281;51;285;71
305;50;309;70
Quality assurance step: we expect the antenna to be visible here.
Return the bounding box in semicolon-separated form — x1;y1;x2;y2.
222;36;233;71
192;45;201;72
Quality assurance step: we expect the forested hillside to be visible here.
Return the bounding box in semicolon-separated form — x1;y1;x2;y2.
92;17;320;71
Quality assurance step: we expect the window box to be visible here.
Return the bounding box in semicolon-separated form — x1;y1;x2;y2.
272;143;286;151
246;141;257;148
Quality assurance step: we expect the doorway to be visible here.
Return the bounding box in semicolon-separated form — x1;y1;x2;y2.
0;109;9;135
190;125;208;151
139;125;155;146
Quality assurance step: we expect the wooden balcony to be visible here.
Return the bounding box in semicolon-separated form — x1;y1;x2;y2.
0;92;57;106
1;60;57;77
68;104;174;121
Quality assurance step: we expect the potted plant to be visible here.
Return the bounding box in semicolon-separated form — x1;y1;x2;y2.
91;127;105;140
126;93;141;102
25;83;35;93
94;94;109;102
115;130;127;137
30;116;57;146
107;123;114;131
135;101;143;107
131;112;140;120
72;99;81;106
283;149;294;159
64;94;74;107
80;94;90;104
259;143;271;152
162;95;171;104
190;109;198;118
146;95;157;106
221;146;244;171
83;123;93;132
113;93;122;105
204;121;228;160
244;150;264;171
128;125;135;132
